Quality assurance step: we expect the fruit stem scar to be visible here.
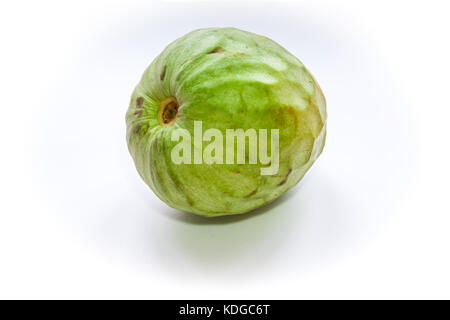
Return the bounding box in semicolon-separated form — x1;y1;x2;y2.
158;97;179;126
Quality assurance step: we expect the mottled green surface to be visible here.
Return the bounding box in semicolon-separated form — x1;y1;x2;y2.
126;28;326;217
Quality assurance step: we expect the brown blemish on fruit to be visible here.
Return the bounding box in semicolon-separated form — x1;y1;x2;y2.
133;124;142;133
278;169;292;186
236;171;240;174
245;188;258;198
158;97;179;126
136;97;144;108
287;107;298;130
208;46;225;54
134;110;142;116
288;107;296;117
160;66;167;81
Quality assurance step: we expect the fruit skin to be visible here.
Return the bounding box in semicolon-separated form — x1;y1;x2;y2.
126;28;326;217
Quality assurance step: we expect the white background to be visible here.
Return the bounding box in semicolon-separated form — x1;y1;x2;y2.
0;0;449;299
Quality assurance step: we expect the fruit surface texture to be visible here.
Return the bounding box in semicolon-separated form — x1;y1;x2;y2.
126;28;326;217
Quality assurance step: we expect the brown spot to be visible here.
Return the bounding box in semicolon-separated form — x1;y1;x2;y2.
134;110;142;116
236;171;240;174
133;124;142;133
208;46;225;54
136;97;144;108
278;169;292;186
160;65;167;81
288;107;296;117
245;188;258;198
287;107;298;130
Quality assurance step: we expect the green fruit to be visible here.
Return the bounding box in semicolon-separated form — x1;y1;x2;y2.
126;27;326;217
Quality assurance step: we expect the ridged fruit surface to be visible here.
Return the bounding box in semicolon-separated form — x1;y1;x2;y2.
126;28;326;217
